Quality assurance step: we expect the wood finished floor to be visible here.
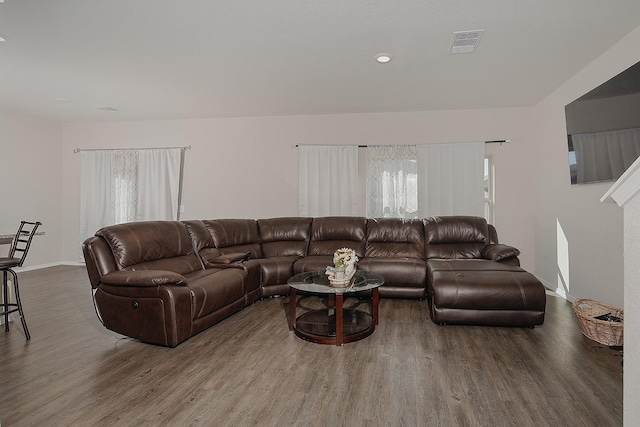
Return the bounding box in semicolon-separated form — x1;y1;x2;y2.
0;266;623;427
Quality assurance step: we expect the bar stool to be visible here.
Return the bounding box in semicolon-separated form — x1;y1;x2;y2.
0;221;41;340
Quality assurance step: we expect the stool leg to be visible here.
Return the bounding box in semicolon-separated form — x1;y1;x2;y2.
2;271;9;332
10;270;30;340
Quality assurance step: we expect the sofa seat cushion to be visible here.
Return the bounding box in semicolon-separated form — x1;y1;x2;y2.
357;258;426;288
293;256;333;274
427;260;546;312
259;256;300;286
184;268;246;319
123;256;203;275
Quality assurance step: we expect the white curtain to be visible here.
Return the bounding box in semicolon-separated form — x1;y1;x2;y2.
366;145;418;218
417;142;485;217
298;145;359;216
80;148;182;259
80;150;120;247
137;149;182;221
572;128;640;184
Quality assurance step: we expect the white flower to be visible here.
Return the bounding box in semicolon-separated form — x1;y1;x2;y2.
333;247;358;268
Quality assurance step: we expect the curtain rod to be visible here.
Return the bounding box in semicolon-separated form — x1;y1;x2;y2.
73;145;191;153
294;140;510;148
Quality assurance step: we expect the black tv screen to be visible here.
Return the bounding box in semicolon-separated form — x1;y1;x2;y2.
565;61;640;185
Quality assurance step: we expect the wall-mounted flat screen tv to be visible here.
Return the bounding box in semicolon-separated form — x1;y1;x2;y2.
565;61;640;185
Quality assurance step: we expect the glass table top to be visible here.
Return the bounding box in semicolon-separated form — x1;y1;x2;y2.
288;270;384;294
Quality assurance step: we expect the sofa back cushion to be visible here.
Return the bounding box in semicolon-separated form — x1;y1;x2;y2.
183;220;215;250
307;217;367;258
182;220;223;265
365;218;425;259
488;224;499;244
424;216;489;259
96;221;202;274
204;219;263;259
258;217;312;257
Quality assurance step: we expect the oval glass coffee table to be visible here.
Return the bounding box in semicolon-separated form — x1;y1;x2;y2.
288;270;384;346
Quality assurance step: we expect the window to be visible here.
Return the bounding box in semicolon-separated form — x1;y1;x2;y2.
484;155;495;224
113;174;138;224
366;145;418;218
112;150;139;224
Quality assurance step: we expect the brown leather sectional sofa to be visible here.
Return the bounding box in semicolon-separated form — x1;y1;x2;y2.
82;216;546;347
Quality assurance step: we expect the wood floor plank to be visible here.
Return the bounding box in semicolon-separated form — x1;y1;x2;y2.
0;266;623;426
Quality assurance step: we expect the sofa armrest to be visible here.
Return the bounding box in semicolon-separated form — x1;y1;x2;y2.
482;244;520;262
100;270;186;287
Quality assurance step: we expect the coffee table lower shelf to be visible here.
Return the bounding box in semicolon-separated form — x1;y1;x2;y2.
293;308;375;345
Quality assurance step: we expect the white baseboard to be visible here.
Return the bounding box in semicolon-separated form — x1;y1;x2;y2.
16;262;66;272
536;276;576;302
15;261;84;272
60;261;85;267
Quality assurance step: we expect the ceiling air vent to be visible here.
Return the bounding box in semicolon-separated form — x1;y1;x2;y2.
449;30;484;54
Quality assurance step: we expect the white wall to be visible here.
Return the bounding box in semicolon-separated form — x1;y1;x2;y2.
531;25;640;309
61;108;538;267
0;110;63;268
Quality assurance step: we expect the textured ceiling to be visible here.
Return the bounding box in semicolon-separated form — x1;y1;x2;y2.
1;0;640;122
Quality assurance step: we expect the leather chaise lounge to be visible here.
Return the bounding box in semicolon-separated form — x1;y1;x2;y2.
424;216;546;327
82;216;546;347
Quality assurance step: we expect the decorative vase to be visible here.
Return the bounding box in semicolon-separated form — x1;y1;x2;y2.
345;261;356;277
329;247;358;287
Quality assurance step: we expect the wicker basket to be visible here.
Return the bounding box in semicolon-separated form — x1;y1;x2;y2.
572;298;623;347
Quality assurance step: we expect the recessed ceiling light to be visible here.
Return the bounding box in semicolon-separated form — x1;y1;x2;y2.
375;53;392;64
0;34;9;42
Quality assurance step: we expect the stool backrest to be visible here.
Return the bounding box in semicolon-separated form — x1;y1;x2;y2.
9;221;42;267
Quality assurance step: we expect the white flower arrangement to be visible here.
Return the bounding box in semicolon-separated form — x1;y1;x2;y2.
333;247;358;268
326;248;358;286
